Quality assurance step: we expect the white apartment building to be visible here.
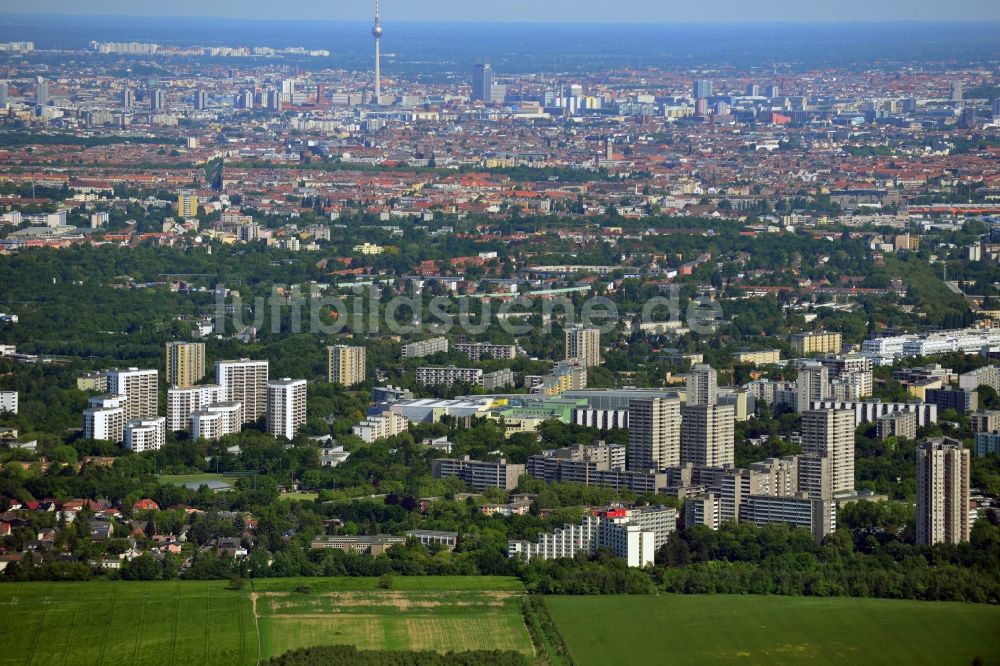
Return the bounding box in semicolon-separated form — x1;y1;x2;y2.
190;402;243;441
353;412;410;443
796;362;830;413
266;378;307;440
401;337;449;358
686;364;718;407
416;366;483;386
572;407;629;430
106;368;159;421
167;384;223;432
0;391;17;414
960;366;1000;393
83;395;127;442
124;417;166;453
508;507;673;568
216;359;268;424
453;343;517;361
809;400;937;427
864;327;1000;361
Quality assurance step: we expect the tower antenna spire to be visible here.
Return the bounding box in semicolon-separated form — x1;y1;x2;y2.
372;0;383;105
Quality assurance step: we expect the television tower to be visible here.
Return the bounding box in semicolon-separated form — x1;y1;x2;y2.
372;0;383;105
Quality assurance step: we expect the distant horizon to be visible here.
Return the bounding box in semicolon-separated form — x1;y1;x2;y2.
2;5;1000;25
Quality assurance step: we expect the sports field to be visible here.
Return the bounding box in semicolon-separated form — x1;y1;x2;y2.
0;577;531;665
253;576;533;658
546;594;1000;666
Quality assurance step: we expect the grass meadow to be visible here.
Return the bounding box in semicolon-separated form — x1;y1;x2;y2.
546;593;1000;666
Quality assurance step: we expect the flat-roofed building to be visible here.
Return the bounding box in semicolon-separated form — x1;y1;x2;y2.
791;331;842;356
744;494;837;543
165;341;205;388
167;384;223;432
527;361;587;397
681;404;735;467
482;369;515;391
432;456;525;490
972;410;1000;433
327;345;365;386
685;493;720;530
416;366;482;386
106;367;158;421
686;364;718;407
454;342;516;361
0;391;16;415
77;371;109;392
572;407;629;430
401;337;448;358
353;411;410;443
796;453;833;499
310;534;405;556
564;326;601;367
124;417;166;453
627;397;682;470
877;411;918;441
974;432;1000;457
924;388;978;414
405;530;459;551
216;359;268;424
190;402;243;441
83;395;126;442
266;378;307;440
507;506;672;568
809;400;937;428
916;438;970;546
734;349;781;366
801;409;855;495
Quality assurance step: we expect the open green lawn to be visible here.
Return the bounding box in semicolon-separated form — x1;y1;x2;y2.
277;492;320;502
0;580;256;666
0;577;530;665
253;576;533;659
547;594;1000;666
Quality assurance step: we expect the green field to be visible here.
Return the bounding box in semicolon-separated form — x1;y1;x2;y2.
276;492;320;502
253;576;533;658
547;594;1000;666
4;580;1000;666
0;580;255;666
0;577;531;665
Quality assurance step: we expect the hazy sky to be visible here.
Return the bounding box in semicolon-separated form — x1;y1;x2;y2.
4;0;1000;23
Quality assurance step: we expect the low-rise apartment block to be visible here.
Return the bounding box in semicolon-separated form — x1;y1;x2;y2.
432;456;526;490
353;412;410;443
791;331;842;356
453;342;517;361
401;337;449;358
734;349;781;366
508;506;675;568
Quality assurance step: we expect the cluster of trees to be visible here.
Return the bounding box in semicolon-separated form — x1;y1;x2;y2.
653;518;1000;604
265;646;528;666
